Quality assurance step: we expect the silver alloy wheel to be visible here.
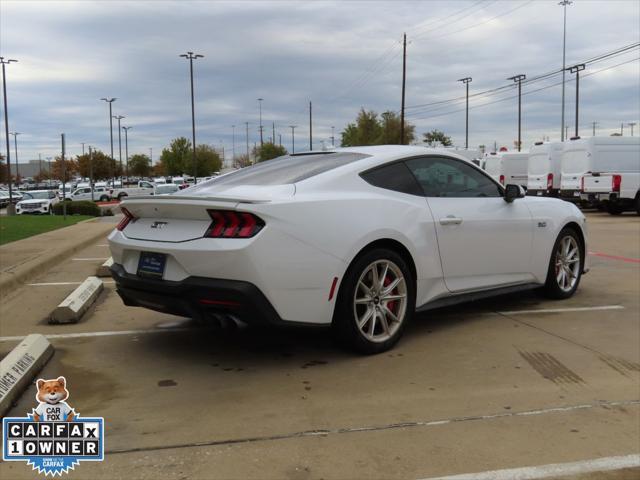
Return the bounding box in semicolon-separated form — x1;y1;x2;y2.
353;259;407;343
555;235;581;292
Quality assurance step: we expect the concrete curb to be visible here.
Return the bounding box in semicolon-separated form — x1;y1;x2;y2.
50;276;104;324
0;334;54;417
0;222;114;296
96;257;114;277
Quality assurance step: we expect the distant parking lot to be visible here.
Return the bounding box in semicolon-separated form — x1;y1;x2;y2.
0;211;638;479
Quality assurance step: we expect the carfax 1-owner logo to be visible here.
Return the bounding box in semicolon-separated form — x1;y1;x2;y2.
2;376;104;476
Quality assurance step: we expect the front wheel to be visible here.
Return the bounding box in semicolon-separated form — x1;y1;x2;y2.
332;249;415;354
542;228;583;299
100;195;109;202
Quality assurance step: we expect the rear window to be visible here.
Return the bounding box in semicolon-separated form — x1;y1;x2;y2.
183;153;369;192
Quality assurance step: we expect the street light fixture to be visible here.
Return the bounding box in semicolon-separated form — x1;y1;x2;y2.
458;77;472;149
559;0;573;141
100;97;116;187
567;63;585;138
113;115;125;183
180;51;203;184
1;56;17;214
122;126;132;179
507;74;526;151
9;131;20;181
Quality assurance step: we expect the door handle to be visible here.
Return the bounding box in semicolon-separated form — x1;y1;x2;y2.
439;215;463;226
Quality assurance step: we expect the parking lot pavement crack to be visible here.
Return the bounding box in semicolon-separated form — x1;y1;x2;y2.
103;399;640;456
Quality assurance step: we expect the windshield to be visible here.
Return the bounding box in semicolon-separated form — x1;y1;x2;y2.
528;153;550;175
23;191;50;200
181;152;369;195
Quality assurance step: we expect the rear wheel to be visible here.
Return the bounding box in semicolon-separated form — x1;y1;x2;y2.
332;248;415;354
542;228;583;299
117;193;127;201
607;203;624;215
635;195;640;216
100;195;109;202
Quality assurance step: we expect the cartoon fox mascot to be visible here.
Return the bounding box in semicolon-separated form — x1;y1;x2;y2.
33;376;75;422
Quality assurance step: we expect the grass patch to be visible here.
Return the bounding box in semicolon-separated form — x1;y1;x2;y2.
0;215;94;245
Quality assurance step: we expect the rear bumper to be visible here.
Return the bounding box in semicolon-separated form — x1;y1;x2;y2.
110;262;288;326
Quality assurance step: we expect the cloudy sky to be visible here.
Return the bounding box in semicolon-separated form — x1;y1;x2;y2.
1;0;639;164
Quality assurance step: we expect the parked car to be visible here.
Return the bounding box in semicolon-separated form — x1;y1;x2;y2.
109;146;588;353
580;137;640;214
153;184;180;195
0;187;23;207
16;190;59;214
483;151;529;187
110;180;156;200
527;141;563;197
69;186;112;202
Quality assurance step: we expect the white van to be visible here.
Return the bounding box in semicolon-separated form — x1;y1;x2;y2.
527;142;563;197
560;137;595;201
483;151;529;187
579;136;640;214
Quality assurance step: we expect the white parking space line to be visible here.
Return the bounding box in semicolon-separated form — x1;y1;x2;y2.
71;257;109;261
497;305;624;316
420;454;640;480
0;327;189;342
27;281;115;286
96;244;109;247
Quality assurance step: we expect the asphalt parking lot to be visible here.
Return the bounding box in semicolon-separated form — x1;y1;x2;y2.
0;211;638;479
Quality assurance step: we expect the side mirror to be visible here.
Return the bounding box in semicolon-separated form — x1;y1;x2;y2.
504;184;525;203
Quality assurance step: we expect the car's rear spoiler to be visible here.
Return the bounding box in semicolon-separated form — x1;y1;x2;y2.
123;195;271;204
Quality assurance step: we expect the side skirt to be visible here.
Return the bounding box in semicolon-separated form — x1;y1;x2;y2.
416;283;541;313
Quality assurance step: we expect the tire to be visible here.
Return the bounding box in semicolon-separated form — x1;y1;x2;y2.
332;248;415;354
635;195;640;216
542;228;584;300
100;195;109;202
606;203;624;215
117;193;127;201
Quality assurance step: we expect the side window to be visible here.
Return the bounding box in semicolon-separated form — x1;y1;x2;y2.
405;157;502;198
360;162;423;196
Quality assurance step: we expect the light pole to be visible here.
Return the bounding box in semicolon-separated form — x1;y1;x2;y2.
458;77;472;149
245;122;249;158
232;125;236;165
113;115;125;183
122;126;131;179
1;56;17;214
507;74;526;151
180;51;203;183
289;125;297;154
9;131;20;181
331;126;335;147
568;63;585;138
88;146;95;201
559;0;573;142
257;98;264;147
101;97;116;186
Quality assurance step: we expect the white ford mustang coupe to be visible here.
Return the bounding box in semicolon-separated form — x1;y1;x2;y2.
109;145;588;353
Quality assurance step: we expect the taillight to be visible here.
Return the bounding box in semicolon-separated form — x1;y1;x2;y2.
612;175;621;192
117;207;136;231
205;210;264;238
547;173;553;190
499;174;505;185
580;176;585;192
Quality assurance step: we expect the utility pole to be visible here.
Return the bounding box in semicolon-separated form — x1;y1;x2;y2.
122;126;131;179
591;121;598;136
100;97;116;187
278;133;282;147
458;77;472;149
309;101;313;150
61;133;67;219
38;153;42;179
568;63;585;138
289;125;297;154
257;98;264;147
400;33;407;145
231;125;236;164
1;56;17;214
245;122;249;158
331;126;335;146
180;51;204;184
113;115;125;183
272;122;276;145
628;122;637;136
89;146;95;201
507;74;526;151
9;131;20;180
559;0;573;141
565;125;569;139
